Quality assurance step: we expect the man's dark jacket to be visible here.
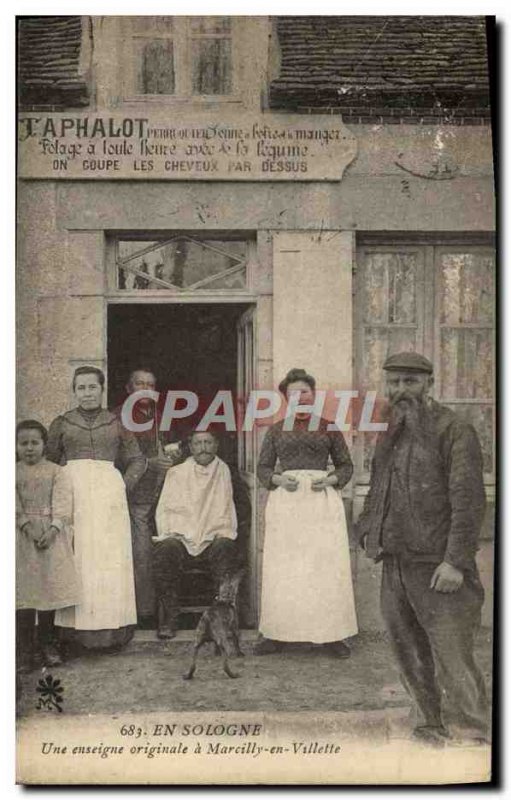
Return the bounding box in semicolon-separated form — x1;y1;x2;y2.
357;400;486;571
114;402;183;505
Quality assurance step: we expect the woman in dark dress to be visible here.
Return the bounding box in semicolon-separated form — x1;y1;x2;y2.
47;366;146;651
256;368;358;656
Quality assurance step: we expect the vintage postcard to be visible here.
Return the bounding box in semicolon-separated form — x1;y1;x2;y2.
15;13;495;785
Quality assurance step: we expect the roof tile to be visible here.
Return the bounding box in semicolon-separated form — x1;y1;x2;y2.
17;16;89;109
270;16;491;117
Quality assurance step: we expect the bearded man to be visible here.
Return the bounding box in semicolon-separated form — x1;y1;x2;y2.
356;352;489;746
153;430;249;640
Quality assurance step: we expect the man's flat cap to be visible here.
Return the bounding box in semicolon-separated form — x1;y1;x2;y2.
383;352;433;374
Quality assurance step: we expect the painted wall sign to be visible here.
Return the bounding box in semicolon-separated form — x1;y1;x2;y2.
17;113;357;181
394;129;459;180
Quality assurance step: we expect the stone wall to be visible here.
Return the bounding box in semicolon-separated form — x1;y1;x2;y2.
16;121;495;630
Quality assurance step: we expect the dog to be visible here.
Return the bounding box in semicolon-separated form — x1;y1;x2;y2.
183;571;244;681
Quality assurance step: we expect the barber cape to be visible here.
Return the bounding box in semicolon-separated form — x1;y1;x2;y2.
155;456;238;556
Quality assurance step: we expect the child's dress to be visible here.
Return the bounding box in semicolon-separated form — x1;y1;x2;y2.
16;458;79;611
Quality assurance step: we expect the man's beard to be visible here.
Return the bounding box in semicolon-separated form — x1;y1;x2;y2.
194;454;215;466
387;395;427;431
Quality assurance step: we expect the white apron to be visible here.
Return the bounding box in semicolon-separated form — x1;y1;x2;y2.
55;460;137;631
259;470;358;643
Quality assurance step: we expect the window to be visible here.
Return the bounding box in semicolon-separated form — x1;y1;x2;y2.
125;16;235;99
113;235;252;292
435;248;495;478
355;240;495;486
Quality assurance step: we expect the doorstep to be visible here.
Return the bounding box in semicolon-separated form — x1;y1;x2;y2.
128;628;259;652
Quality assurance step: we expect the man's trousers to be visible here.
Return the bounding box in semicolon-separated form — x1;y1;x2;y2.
380;555;489;741
129;502;156;619
153;537;241;600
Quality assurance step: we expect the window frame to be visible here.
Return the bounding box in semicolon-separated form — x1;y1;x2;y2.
121;16;242;104
106;231;258;298
354;235;496;488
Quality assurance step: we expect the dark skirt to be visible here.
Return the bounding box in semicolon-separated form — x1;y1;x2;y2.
58;625;135;652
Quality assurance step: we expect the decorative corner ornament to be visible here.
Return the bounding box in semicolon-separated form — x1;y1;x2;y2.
36;674;64;712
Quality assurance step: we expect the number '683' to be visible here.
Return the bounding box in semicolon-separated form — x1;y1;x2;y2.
119;724;143;737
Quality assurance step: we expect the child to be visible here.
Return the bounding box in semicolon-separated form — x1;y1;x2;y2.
16;420;79;671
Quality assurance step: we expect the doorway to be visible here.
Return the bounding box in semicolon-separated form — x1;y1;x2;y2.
107;302;257;625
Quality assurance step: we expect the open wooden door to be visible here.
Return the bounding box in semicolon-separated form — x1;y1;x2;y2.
236;305;257;626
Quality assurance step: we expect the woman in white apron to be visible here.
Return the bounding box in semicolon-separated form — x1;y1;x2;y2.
256;368;358;657
46;366;146;651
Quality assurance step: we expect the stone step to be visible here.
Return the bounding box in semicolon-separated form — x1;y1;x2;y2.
128;629;259;652
134;629;259;642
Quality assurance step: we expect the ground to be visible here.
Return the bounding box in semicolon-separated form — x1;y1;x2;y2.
17;628;493;718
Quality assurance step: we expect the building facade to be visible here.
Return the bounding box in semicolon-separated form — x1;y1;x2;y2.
17;15;495;630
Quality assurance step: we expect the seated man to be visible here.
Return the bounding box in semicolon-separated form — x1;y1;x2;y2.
153;430;247;640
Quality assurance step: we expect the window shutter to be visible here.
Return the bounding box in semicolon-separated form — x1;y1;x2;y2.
273;231;354;398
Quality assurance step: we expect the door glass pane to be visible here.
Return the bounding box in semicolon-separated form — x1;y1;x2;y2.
440;252;495;324
363;252;418;324
440;328;494;399
446;404;494;474
117;238;247;290
358;248;424;480
191;38;232;94
437;247;495;480
202;269;246;290
118;241;162;289
357;243;495;484
178;240;245;287
363;327;418;393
